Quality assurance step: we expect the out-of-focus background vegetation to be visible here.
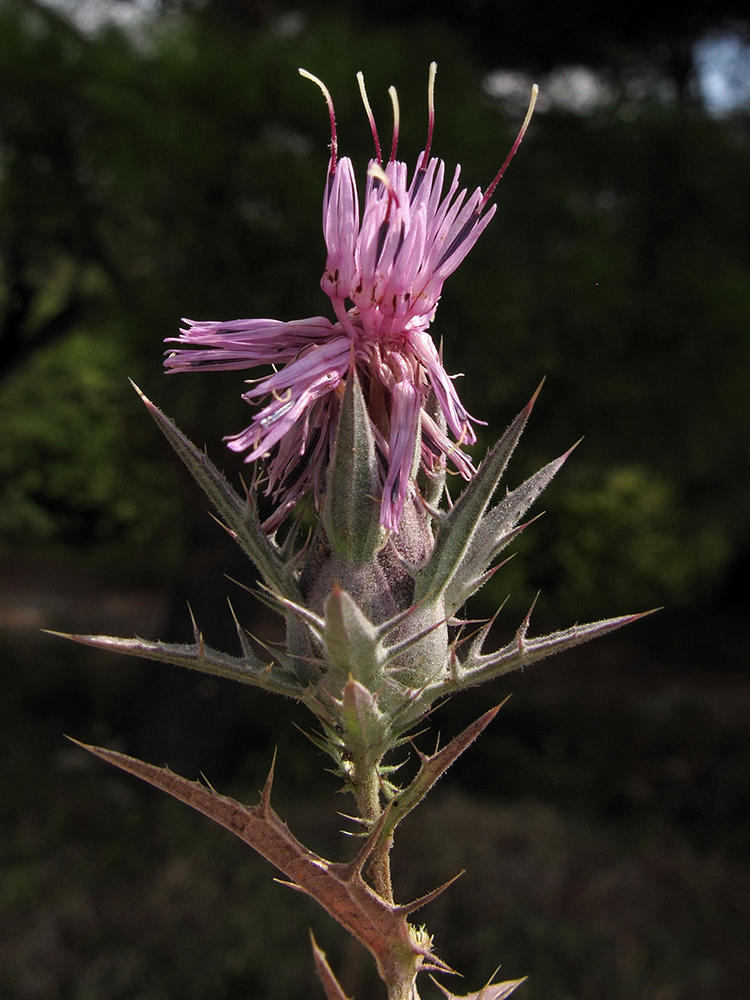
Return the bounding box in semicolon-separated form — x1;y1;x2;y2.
1;1;748;998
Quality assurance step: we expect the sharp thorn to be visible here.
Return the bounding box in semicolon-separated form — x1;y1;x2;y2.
272;877;311;896
339;801;393;881
199;771;218;792
187;602;201;644
309;930;352;1000
337;811;369;826
261;748;277;813
395;870;464;915
517;591;540;645
418;952;460;975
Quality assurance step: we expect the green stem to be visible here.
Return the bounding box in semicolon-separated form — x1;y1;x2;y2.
353;753;394;904
387;978;419;1000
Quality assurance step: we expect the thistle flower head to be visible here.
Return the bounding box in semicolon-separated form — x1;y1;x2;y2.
165;66;537;533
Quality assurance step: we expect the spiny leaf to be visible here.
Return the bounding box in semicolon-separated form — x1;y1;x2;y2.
49;630;303;698
456;610;658;689
443;520;531;615
266;587;326;636
375;704;504;846
226;599;258;661
68;740;437;985
443;442;576;615
382;610;449;667
132;382;299;601
415;386;541;604
338;800;395;882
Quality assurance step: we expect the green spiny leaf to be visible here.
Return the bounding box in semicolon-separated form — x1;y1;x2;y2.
444;445;575;615
456;611;657;689
415;386;541;604
132;382;299;602
375;704;503;847
50;629;304;697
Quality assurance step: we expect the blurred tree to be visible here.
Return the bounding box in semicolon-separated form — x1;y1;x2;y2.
0;2;105;384
352;0;749;99
159;0;750;102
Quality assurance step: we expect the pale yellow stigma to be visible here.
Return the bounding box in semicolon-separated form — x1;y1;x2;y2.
356;70;376;132
299;67;337;163
423;61;438;161
388;85;400;160
298;67;333;107
357;70;383;163
522;83;540;138
427;61;437;118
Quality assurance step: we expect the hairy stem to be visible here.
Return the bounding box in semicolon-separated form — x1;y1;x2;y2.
354;755;394;904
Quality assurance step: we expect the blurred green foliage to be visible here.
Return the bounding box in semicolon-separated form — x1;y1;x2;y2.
0;0;748;620
0;326;182;571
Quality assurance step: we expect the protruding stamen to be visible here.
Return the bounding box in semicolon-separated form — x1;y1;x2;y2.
388;85;400;162
424;61;437;164
412;61;437;196
480;82;539;210
299;68;338;172
357;70;382;165
434;85;539;270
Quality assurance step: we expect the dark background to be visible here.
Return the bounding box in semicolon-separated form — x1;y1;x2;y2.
1;1;749;998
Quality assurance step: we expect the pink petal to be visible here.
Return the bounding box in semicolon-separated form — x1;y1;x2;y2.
381;380;422;531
